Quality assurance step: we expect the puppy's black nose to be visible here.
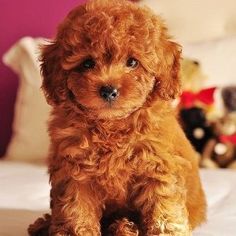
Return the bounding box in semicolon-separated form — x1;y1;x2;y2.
99;86;119;102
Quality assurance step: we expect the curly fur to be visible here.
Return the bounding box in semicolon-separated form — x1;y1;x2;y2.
28;0;206;235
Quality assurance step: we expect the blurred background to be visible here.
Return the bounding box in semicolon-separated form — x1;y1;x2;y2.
0;1;236;235
0;0;86;157
1;0;236;167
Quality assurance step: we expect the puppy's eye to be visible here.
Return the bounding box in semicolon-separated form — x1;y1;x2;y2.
81;58;96;70
126;57;139;68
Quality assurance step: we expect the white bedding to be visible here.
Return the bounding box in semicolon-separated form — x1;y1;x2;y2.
0;160;236;236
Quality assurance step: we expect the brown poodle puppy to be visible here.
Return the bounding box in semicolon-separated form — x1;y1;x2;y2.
28;0;206;235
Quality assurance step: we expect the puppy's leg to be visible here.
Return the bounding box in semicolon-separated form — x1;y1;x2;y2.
174;125;207;229
108;218;139;236
49;178;102;236
132;179;191;236
28;214;51;236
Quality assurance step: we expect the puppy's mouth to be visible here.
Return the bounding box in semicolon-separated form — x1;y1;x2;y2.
69;84;125;109
69;93;142;120
67;78;153;118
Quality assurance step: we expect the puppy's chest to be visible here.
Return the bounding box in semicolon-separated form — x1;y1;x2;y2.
91;134;162;202
92;134;133;170
91;131;159;176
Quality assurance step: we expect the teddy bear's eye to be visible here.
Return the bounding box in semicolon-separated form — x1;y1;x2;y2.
126;57;139;68
81;58;96;70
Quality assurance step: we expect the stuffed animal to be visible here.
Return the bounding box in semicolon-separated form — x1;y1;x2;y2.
179;107;215;154
222;86;236;112
214;114;236;136
201;134;236;169
180;58;207;92
200;86;236;169
201;114;236;169
179;58;218;119
219;86;236;136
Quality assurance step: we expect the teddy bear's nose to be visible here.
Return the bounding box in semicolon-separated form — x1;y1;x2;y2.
99;85;119;102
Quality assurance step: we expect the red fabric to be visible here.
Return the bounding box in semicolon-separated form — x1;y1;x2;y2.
180;87;216;108
220;134;236;144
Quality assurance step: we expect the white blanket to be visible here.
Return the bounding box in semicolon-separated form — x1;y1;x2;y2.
0;160;235;236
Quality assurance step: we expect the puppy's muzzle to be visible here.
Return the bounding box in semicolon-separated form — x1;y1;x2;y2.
99;85;119;102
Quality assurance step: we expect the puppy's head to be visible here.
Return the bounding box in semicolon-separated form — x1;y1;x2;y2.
41;0;181;119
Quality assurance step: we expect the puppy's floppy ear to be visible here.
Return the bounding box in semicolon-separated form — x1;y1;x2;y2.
155;39;182;100
41;4;87;106
40;41;67;105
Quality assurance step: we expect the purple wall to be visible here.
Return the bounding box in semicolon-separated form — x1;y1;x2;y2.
0;0;86;157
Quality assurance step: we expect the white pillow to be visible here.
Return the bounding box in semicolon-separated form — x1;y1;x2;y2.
2;37;50;164
182;36;236;88
141;0;236;43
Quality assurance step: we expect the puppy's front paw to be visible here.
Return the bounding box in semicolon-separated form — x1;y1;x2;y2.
108;218;139;236
146;221;192;236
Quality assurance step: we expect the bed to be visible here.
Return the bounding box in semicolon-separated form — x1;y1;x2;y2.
1;1;236;235
0;160;236;236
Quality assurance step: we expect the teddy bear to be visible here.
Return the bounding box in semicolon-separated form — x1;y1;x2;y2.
221;86;236;132
178;58;218;118
222;86;236;113
201;87;236;169
201;120;236;169
180;58;208;92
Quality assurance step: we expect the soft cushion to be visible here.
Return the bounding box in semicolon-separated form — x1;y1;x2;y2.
2;37;50;164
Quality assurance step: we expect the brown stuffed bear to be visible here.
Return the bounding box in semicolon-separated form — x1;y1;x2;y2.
201;115;236;169
201;137;236;169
